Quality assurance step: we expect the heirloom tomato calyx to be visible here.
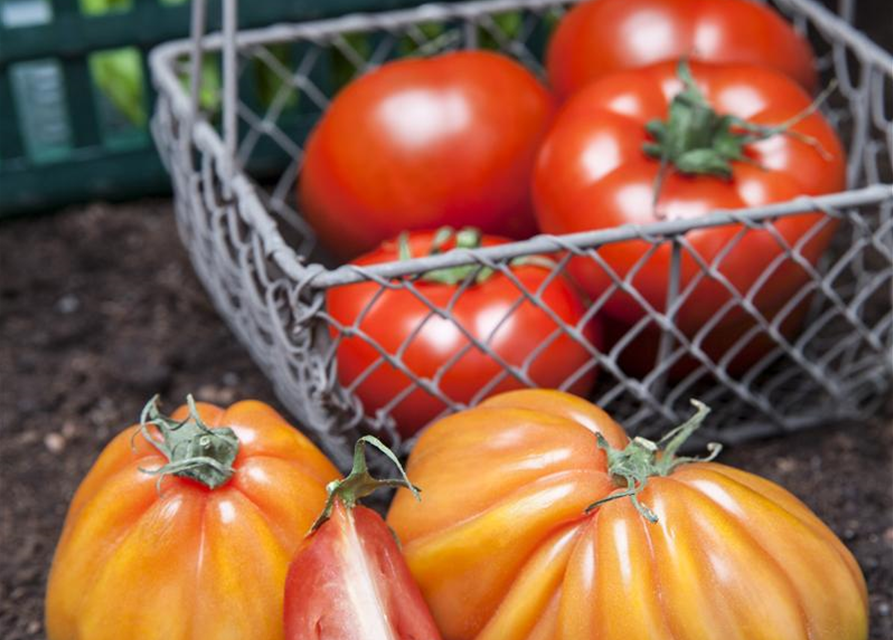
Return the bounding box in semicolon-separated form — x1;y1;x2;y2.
588;399;722;522
644;61;834;201
137;394;239;490
310;435;420;533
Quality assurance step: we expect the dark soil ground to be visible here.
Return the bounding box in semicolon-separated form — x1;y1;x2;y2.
1;201;891;638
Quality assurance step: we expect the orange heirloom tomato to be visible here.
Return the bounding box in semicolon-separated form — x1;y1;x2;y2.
388;389;868;640
46;396;341;640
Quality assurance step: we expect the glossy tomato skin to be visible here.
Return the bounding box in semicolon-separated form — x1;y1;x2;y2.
546;0;817;100
533;61;845;376
326;231;599;437
387;389;869;640
300;51;555;259
284;502;441;640
46;401;341;640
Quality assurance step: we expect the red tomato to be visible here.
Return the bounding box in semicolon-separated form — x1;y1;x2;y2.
284;437;441;640
326;229;599;437
300;51;555;259
533;61;845;376
547;0;817;100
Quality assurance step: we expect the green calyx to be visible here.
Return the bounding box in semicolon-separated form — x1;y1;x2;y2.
309;435;420;534
398;226;556;285
586;400;722;523
643;60;834;204
137;395;239;491
399;226;494;285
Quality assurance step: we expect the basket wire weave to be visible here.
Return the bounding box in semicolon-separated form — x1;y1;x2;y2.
149;0;893;469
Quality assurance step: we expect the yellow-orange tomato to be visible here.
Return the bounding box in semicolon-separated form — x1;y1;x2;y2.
387;389;868;640
46;397;341;640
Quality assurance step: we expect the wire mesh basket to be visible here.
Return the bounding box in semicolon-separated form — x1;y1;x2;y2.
149;0;893;469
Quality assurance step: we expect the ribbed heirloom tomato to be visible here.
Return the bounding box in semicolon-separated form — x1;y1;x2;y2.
533;60;845;375
387;389;868;640
546;0;817;100
300;50;555;259
46;396;341;640
327;228;599;437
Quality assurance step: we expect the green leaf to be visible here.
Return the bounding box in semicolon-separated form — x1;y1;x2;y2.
254;44;298;112
80;0;131;16
493;11;524;38
90;48;146;128
175;56;222;116
332;34;372;93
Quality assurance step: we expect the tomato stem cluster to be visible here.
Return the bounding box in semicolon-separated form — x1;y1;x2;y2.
309;435;420;533
587;399;721;522
398;226;558;286
136;395;240;491
644;60;835;208
398;227;497;285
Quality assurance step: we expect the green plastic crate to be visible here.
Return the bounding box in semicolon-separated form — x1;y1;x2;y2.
0;0;439;216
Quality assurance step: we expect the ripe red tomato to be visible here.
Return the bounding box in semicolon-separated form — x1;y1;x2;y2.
326;228;599;437
533;61;845;375
284;437;441;640
547;0;817;100
300;51;555;259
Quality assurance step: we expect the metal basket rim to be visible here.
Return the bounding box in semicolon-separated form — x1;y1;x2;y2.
148;0;893;291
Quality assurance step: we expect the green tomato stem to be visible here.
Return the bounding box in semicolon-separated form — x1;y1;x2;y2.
644;60;835;209
586;400;722;523
137;395;240;491
397;226;556;286
309;436;420;534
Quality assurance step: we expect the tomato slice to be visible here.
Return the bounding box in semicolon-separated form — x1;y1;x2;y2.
284;437;441;640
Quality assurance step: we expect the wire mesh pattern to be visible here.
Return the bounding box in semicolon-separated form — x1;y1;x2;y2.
150;0;893;469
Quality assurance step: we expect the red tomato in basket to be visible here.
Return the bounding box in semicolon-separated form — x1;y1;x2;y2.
326;229;599;437
300;51;555;259
284;437;441;640
546;0;818;100
533;61;845;376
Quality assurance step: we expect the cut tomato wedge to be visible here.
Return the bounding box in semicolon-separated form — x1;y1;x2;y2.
284;437;441;640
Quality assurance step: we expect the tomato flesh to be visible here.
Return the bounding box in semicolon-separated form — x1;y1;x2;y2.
284;502;441;640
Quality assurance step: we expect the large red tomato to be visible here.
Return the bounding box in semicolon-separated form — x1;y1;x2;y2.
547;0;817;100
326;228;599;437
300;51;555;259
46;396;341;640
284;437;441;640
533;60;845;375
387;389;869;640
